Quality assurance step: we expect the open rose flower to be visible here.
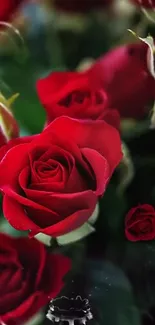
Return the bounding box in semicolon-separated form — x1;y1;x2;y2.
53;0;113;13
125;204;155;241
36;71;120;130
0;116;122;237
0;0;26;21
90;42;155;119
0;233;71;325
0;93;19;147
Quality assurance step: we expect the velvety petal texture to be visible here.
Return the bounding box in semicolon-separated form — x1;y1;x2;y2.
37;42;155;122
125;204;155;242
0;233;71;325
0;117;122;237
90;42;155;119
36;71;120;130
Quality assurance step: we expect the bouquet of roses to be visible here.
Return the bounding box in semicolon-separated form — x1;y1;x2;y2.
1;1;155;325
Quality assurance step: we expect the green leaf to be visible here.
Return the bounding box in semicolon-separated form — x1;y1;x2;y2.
100;184;127;238
0;57;46;134
122;241;155;310
85;259;141;325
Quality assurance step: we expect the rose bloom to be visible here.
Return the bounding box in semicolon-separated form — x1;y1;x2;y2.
125;204;155;242
53;0;113;13
0;0;26;21
36;71;120;130
0;116;122;237
0;233;71;325
90;42;155;119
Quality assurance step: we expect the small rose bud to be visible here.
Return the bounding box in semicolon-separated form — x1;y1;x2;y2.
0;92;19;146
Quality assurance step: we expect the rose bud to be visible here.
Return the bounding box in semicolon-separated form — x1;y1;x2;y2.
125;204;155;241
0;93;19;147
0;233;71;325
89;41;155;119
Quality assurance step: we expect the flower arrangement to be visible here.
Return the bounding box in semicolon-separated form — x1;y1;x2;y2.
0;1;155;325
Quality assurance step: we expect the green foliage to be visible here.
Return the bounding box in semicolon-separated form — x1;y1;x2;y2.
85;260;141;325
122;240;155;311
0;57;46;134
99;183;128;239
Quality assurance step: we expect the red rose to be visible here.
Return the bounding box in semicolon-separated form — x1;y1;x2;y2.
54;0;113;13
0;0;26;22
125;204;155;241
130;0;155;8
90;42;155;119
0;233;71;325
0;116;122;237
36;71;120;130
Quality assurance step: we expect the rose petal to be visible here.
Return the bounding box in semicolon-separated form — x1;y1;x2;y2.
81;148;110;195
43;117;122;174
30;190;97;237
